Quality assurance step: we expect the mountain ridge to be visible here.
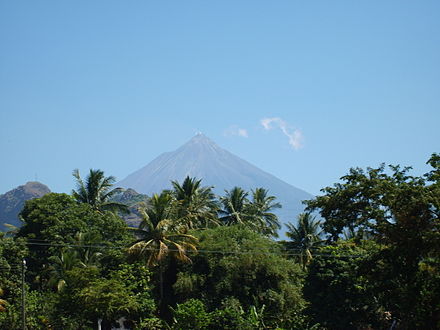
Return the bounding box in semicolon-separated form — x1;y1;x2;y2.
0;181;51;231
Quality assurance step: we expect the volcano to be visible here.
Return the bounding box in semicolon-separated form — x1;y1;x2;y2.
117;134;313;233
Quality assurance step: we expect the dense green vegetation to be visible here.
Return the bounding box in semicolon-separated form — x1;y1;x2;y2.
0;154;439;329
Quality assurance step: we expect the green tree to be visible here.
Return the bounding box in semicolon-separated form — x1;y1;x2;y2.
17;193;131;287
305;154;440;329
304;159;439;242
171;176;219;230
128;192;198;303
173;226;306;328
304;240;383;329
53;265;152;329
45;233;102;293
219;187;281;237
0;237;28;328
171;298;211;330
72;168;128;214
247;188;281;237
219;187;250;226
129;192;198;267
18;193;130;247
69;231;103;268
285;213;323;268
77;277;140;326
46;249;82;292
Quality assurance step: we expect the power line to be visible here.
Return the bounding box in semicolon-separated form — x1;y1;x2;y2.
21;240;364;258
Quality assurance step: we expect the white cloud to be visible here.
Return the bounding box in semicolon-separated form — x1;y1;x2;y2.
237;128;248;138
224;125;249;138
260;117;304;150
260;118;274;130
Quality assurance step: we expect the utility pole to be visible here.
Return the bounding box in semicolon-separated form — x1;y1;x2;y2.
21;259;26;330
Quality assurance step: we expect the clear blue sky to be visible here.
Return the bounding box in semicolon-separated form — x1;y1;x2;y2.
1;1;439;196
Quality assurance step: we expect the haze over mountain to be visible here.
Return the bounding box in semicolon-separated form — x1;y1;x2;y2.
0;181;51;231
117;134;313;231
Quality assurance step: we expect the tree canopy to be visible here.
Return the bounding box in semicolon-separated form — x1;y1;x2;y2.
1;158;438;329
72;168;129;214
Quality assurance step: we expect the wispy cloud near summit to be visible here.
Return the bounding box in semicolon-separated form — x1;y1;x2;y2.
260;117;303;150
224;125;249;138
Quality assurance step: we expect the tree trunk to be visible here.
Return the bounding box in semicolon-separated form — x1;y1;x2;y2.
159;261;164;302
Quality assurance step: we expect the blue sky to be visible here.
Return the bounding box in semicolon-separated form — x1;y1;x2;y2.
1;1;439;196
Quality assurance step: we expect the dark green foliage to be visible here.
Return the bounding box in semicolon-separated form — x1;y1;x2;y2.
171;298;211;330
304;241;384;329
0;237;28;327
0;290;58;329
209;301;248;330
17;193;131;284
52;263;156;328
171;298;250;330
305;154;440;329
111;263;157;321
362;244;440;329
285;212;323;268
305;157;439;243
1;157;437;328
171;297;317;330
77;278;139;321
18;193;130;246
173;226;306;328
0;237;27;299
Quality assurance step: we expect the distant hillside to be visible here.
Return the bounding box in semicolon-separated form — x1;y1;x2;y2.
0;182;51;231
110;188;148;227
117;134;314;236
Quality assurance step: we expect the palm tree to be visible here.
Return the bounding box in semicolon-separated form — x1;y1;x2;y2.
2;223;19;237
128;192;198;299
286;213;323;268
72;169;128;214
46;249;82;292
219;187;250;226
46;232;102;292
248;188;282;237
71;231;103;267
171;176;219;230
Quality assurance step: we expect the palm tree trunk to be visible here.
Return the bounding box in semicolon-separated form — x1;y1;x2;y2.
159;261;164;302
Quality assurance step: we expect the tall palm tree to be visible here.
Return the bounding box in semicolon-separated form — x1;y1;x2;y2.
128;192;198;299
219;187;250;226
171;176;219;230
248;188;282;237
286;213;323;268
72;169;128;214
